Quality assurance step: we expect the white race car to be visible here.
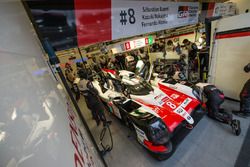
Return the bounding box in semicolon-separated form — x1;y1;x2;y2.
90;69;205;160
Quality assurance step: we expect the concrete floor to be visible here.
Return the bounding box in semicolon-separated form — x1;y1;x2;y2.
78;97;250;167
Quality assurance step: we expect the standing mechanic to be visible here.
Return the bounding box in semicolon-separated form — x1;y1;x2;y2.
233;63;250;117
72;80;81;102
65;63;75;84
165;40;175;52
79;71;107;126
182;39;199;81
198;33;209;81
182;39;198;61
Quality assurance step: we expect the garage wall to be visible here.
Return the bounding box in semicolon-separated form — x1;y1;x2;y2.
209;13;250;100
229;0;250;14
165;32;202;44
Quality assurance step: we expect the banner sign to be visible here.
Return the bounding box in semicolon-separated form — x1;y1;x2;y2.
124;36;154;51
75;0;198;47
27;0;199;50
110;35;154;54
200;2;236;22
213;3;236;17
111;1;199;40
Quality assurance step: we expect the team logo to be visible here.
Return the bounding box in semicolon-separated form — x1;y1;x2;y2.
178;6;189;18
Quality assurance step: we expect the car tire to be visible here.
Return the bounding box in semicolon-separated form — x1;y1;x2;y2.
120;112;134;130
150;140;174;161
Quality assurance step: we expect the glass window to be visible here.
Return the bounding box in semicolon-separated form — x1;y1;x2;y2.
126;80;153;95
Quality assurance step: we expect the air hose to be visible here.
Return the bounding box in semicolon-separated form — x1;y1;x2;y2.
99;113;113;156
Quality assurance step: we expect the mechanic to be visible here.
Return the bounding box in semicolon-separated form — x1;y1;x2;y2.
76;69;89;92
82;75;107;126
151;41;164;52
159;40;165;52
125;54;137;72
72;80;81;102
99;55;107;68
81;70;107;126
196;83;241;136
107;56;118;70
76;62;86;79
76;62;83;70
233;63;250;117
137;48;148;61
182;39;198;80
198;33;209;81
114;53;125;70
165;40;175;52
182;39;198;61
64;63;75;84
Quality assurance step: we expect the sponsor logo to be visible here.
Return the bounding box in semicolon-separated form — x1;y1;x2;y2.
181;98;192;108
171;94;179;99
178;6;189;18
154;93;164;100
174;106;194;124
162;96;169;102
134;124;148;142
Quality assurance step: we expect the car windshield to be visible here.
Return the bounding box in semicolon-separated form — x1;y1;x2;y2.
112;79;123;92
126;81;153;95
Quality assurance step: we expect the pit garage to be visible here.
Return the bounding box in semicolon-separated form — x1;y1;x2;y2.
0;0;250;167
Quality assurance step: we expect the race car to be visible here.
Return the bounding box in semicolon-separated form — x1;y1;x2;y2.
150;73;200;100
151;74;241;136
91;69;205;160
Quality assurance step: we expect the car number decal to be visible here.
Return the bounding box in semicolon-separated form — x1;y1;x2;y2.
166;101;176;109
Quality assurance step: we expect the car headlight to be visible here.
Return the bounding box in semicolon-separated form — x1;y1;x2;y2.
148;118;170;145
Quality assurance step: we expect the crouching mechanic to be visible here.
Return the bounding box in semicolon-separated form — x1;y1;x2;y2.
196;83;241;136
233;63;250;117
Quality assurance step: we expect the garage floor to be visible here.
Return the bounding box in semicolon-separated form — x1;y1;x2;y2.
77;97;250;167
